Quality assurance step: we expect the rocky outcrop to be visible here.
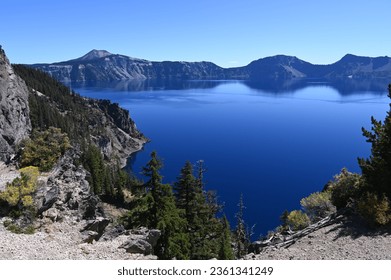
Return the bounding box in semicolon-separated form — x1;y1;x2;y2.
81;217;110;243
91;99;146;166
35;151;102;222
0;46;31;162
118;228;161;255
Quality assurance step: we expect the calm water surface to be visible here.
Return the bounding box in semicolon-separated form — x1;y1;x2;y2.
74;80;389;237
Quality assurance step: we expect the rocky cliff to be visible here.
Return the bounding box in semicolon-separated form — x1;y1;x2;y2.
0;46;31;162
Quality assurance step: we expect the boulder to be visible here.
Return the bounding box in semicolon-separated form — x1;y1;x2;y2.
119;228;161;255
81;217;110;241
81;230;100;244
101;224;126;241
43;208;60;222
146;229;161;247
119;239;153;255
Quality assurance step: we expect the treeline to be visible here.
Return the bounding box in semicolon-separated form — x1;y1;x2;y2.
13;64;138;144
81;144;136;204
121;152;251;260
13;64;91;142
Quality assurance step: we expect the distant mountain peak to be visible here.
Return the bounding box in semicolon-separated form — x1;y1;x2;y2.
78;49;112;61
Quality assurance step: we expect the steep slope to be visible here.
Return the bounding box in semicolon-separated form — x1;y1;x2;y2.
12;63;146;167
0;46;31;162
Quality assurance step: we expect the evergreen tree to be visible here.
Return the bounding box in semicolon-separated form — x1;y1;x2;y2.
139;152;190;259
174;161;204;229
174;160;225;259
279;209;290;231
196;160;206;190
142;151;163;193
83;145;105;195
218;215;235;260
174;161;210;258
234;194;250;258
153;183;190;259
359;87;391;196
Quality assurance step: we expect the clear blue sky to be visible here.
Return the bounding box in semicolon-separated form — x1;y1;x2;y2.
2;0;391;67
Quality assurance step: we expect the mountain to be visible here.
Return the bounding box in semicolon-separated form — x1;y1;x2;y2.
30;50;391;82
229;54;391;80
76;49;112;61
32;50;228;82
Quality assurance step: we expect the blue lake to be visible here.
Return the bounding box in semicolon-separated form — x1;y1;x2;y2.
73;79;389;237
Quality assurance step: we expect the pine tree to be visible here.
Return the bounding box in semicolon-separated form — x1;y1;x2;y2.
174;161;209;258
359;87;391;196
234;194;250;258
174;161;205;229
142;151;163;193
83;145;105;195
174;160;223;259
140;152;190;259
218;216;235;260
142;151;163;226
153;183;190;260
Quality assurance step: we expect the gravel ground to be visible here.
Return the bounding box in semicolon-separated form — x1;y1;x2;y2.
245;215;391;260
0;217;156;260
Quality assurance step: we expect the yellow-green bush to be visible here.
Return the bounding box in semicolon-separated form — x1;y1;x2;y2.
21;127;71;172
300;191;336;222
329;168;361;209
286;210;310;231
0;166;39;208
357;192;391;226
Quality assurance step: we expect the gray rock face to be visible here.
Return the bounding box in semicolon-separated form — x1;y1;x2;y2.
81;217;110;240
119;227;161;255
36;152;102;220
0;47;31;162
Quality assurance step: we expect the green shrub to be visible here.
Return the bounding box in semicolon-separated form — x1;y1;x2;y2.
0;166;39;209
21;127;71;172
4;223;35;235
329;168;361;209
300;191;336;222
286;210;310;231
357;192;391;226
